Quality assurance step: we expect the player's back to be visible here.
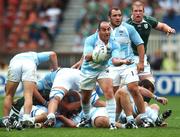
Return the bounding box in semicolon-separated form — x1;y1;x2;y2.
52;68;82;91
11;51;54;66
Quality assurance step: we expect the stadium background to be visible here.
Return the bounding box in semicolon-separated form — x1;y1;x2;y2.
0;0;180;96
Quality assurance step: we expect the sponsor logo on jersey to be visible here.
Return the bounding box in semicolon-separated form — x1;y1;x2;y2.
144;24;148;29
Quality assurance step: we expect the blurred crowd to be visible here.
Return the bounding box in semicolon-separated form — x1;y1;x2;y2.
0;0;179;71
73;0;180;71
0;0;69;53
74;0;180;49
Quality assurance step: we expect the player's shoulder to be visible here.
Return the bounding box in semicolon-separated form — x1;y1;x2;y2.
144;15;158;23
122;22;135;29
86;32;98;42
122;22;136;33
126;17;133;24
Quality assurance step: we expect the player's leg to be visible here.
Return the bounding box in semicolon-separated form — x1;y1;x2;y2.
94;116;109;128
44;87;66;127
91;107;109;128
115;88;133;119
123;66;149;126
115;87;138;128
77;73;95;127
128;82;145;114
108;66;121;94
21;81;36;127
150;104;172;127
20;61;38;127
2;81;19;130
2;59;21;130
3;81;19;117
98;76;116;129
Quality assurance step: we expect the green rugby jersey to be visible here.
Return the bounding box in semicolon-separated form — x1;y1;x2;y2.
127;16;158;55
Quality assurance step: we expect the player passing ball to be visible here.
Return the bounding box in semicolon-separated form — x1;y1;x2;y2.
77;21;131;129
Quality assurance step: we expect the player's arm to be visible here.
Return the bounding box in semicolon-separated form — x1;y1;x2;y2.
71;55;83;69
83;38;94;62
111;43;132;66
56;115;77;128
49;51;59;71
128;25;145;72
137;44;145;71
33;85;48;107
112;58;132;66
38;51;59;71
139;86;168;105
155;22;176;35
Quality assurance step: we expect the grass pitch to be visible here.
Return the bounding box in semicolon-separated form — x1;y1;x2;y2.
0;96;180;137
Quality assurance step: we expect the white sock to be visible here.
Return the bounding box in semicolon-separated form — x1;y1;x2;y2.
106;98;116;124
2;116;9;125
121;124;126;128
139;112;148;119
31;117;36;123
23;114;31;120
126;115;134;122
82;103;90;119
47;113;55;119
146;107;158;122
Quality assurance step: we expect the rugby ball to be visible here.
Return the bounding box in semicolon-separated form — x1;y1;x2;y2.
92;45;107;63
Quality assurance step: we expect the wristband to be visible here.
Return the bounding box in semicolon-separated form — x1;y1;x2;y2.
43;101;48;107
153;95;158;100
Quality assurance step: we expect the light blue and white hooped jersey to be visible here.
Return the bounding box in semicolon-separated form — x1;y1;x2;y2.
11;51;53;66
81;32;120;74
37;69;58;91
110;22;144;61
37;68;81;95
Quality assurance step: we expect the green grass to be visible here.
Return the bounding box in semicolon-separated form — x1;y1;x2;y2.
0;96;180;137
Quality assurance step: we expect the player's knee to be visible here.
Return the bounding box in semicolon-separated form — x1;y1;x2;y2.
128;83;140;97
103;88;114;99
150;103;160;111
94;117;109;128
116;89;128;98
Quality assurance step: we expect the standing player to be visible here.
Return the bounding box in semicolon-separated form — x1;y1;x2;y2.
108;7;147;127
2;51;58;130
127;0;176;88
78;21;131;129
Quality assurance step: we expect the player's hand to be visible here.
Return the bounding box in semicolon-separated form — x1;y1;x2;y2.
123;59;134;65
167;28;176;36
71;62;81;69
85;53;93;62
156;97;168;105
137;62;144;73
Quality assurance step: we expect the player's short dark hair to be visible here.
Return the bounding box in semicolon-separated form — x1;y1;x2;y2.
139;79;155;103
139;79;155;92
108;7;120;17
97;20;108;31
61;90;82;117
62;90;80;103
